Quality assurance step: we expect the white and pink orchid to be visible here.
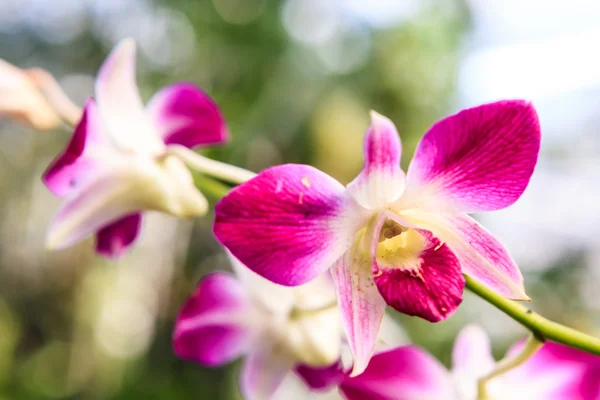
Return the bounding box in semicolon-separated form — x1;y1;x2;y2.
173;256;343;400
299;326;600;400
42;39;230;257
213;102;541;374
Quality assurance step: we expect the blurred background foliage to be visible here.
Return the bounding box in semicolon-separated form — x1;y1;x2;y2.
0;0;599;398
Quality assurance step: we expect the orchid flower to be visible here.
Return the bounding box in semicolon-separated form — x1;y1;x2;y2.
0;59;78;130
173;256;343;400
213;102;541;375
42;38;250;258
298;326;600;400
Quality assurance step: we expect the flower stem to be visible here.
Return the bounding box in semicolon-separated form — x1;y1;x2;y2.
465;275;600;356
167;144;257;185
477;333;544;400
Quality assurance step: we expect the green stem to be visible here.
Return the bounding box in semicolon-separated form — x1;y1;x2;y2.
193;174;232;202
465;275;600;355
477;333;544;400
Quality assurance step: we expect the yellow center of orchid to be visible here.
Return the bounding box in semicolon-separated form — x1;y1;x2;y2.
373;219;426;271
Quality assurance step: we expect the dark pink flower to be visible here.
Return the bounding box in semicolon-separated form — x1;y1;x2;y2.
43;39;228;257
214;104;541;374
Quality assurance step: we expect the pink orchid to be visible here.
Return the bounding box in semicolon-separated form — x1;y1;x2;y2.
213;102;541;375
298;326;600;400
173;256;343;400
42;39;229;257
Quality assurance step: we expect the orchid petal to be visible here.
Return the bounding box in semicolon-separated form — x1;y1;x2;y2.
501;341;600;400
146;83;229;148
330;248;386;377
173;273;254;366
45;156;207;250
371;220;465;322
240;344;295;400
451;325;495;399
43;99;112;197
399;210;528;300
95;213;142;258
347;111;405;210
340;346;454;400
214;164;369;286
95;38;163;153
405;100;540;213
287;302;342;367
0;59;62;130
295;360;345;391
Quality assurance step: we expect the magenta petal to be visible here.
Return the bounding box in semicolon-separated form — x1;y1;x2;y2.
173;272;253;366
295;360;346;391
95;213;142;258
374;231;465;322
239;346;295;400
214;164;367;286
340;346;452;400
331;250;387;377
146;83;229;148
502;341;600;400
407;100;541;212
43;99;108;197
347;112;405;209
452;325;495;376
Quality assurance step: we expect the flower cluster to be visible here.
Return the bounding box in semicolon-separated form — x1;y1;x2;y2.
2;38;599;399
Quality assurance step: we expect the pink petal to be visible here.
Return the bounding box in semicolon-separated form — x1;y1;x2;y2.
373;230;465;323
330;249;387;377
95;39;163;153
95;213;142;258
173;272;254;366
295;360;345;391
214;164;368;286
399;210;528;300
339;346;453;400
347;111;405;210
240;345;295;400
501;341;600;400
42;99;109;197
146;83;229;148
406;100;541;213
452;325;495;377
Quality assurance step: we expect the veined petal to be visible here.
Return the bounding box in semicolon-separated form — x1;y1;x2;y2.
214;164;369;286
371;219;464;322
173;273;255;366
43;99;112;197
95;213;142;258
46;156;207;250
331;248;387;377
398;210;528;300
146;83;228;148
339;346;454;400
347;111;405;210
240;344;296;400
405;100;541;213
95;38;164;154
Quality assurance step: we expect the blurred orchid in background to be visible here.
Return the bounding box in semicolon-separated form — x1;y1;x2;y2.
173;256;343;400
296;325;600;400
42;38;242;258
214;101;541;374
0;59;79;130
